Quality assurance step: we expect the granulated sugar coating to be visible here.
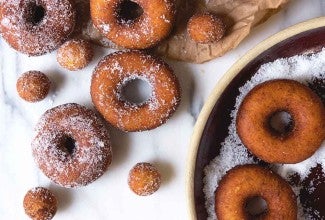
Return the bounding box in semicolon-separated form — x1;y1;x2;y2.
32;103;112;188
16;71;51;102
128;162;161;196
23;187;57;220
187;12;225;44
91;50;181;132
0;0;76;56
203;48;325;220
90;0;175;49
57;39;94;71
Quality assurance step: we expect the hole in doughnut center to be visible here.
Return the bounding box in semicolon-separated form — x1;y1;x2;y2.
117;0;144;23
63;136;76;155
245;196;268;217
26;3;46;25
121;78;152;105
268;111;294;136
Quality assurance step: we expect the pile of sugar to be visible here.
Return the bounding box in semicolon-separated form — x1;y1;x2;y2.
203;48;325;220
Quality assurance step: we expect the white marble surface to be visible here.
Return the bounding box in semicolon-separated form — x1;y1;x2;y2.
0;0;324;219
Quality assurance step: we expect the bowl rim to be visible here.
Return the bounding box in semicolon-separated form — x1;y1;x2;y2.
185;16;325;220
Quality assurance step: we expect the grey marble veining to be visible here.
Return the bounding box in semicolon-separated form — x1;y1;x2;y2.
0;0;324;219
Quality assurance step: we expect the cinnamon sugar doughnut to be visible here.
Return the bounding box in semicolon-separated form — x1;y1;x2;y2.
57;39;94;71
23;187;57;220
91;50;181;132
32;103;112;188
237;79;325;163
128;162;161;196
90;0;175;49
215;165;297;220
187;12;225;44
16;71;51;102
0;0;76;56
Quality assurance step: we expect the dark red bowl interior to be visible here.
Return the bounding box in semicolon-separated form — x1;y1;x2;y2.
194;26;325;219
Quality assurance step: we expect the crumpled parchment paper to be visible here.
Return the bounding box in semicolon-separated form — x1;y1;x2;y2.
74;0;290;63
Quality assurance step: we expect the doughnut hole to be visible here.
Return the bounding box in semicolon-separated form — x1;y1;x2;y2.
187;12;225;44
128;162;161;196
25;3;46;25
268;110;294;137
16;71;51;102
245;196;268;218
57;39;94;71
23;187;57;220
117;0;144;24
119;77;152;105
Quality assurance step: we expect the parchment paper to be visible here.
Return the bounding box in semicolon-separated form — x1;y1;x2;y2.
75;0;289;63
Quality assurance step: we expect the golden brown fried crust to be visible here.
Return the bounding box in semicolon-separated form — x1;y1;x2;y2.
91;50;181;132
187;12;225;44
57;39;94;71
23;187;57;220
90;0;175;49
32;103;112;188
0;0;76;56
128;162;161;196
237;79;325;163
215;165;297;220
16;71;51;102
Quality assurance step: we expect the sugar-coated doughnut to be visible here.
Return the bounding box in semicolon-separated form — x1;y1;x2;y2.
90;0;175;49
91;50;181;132
23;187;57;220
57;39;94;71
32;103;112;188
0;0;76;56
187;12;225;44
128;162;161;196
16;71;51;102
237;79;325;163
215;165;297;220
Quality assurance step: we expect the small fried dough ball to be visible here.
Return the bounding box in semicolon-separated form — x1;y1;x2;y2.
128;162;161;196
57;39;94;71
16;71;51;102
23;187;57;220
187;12;225;44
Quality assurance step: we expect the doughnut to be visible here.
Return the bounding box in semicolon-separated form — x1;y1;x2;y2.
32;103;112;188
128;162;161;196
90;0;175;49
91;50;181;132
0;0;76;56
57;39;94;71
23;187;57;220
16;71;51;102
237;79;325;163
215;165;297;220
187;12;225;44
